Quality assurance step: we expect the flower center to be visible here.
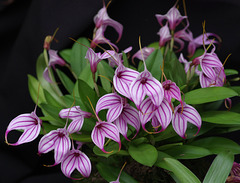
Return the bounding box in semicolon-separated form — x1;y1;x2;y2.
117;71;122;78
141;77;147;84
163;84;170;90
74;152;80;157
58;132;65;138
177;107;182;113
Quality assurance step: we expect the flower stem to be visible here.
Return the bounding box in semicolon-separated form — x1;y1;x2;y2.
92;73;100;97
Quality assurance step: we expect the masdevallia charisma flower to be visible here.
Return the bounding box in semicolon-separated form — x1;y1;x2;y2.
129;69;164;110
162;80;182;104
132;47;155;64
5;111;42;146
108;46;132;67
155;5;187;31
96;93;140;140
38;128;71;166
59;106;92;134
139;98;172;133
43;49;66;82
61;149;91;179
85;47;115;74
94;4;123;43
91;121;121;153
113;64;139;99
172;102;201;138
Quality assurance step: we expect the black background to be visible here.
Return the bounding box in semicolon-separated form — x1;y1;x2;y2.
0;0;240;182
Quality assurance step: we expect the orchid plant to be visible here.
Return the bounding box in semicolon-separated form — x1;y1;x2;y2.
5;1;240;183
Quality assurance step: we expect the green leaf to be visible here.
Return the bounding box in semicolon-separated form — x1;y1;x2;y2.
77;79;98;112
189;136;240;154
147;42;159;49
93;141;120;158
96;162;138;183
43;89;62;107
164;51;186;87
201;110;240;124
155;152;201;183
229;86;240;96
70;132;92;142
78;63;95;88
40;122;58;134
98;61;114;92
70;37;90;76
163;145;212;159
224;69;239;76
28;75;46;105
59;48;71;63
139;49;163;80
190;49;204;60
40;103;65;126
128;143;158;167
56;69;74;93
185;87;238;104
122;51;129;67
36;53;65;106
203;151;234;183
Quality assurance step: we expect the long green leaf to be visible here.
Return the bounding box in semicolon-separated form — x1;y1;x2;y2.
56;69;74;93
128;143;158;167
69;37;90;76
189;136;240;154
185;87;238;104
28;75;46;105
201;110;240;124
96;162;138;183
155;151;201;183
203;151;234;183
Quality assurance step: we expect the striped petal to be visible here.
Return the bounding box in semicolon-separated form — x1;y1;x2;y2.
162;80;182;103
67;117;84;134
129;76;145;109
172;109;187;138
91;122;121;153
139;98;155;131
107;104;123;123
199;72;213;88
113;65;139;98
154;99;173;132
38;128;71;165
59;106;91;120
85;48;101;74
43;67;52;83
115;115;128;140
182;103;202;135
61;149;91;179
5;112;41;146
96;93;122;114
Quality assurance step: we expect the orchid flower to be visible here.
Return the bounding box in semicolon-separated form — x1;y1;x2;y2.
38;128;71;166
59;106;92;134
94;4;123;43
91;121;121;153
96;93;140;140
162;80;182;104
226;162;240;183
61;149;91;179
172;102;201;138
113;64;139;99
43;49;66;82
132;47;155;64
85;47;115;74
5;111;42;146
91;25;119;51
139;98;172;133
129;68;164;110
108;46;132;67
192;46;223;80
155;5;187;31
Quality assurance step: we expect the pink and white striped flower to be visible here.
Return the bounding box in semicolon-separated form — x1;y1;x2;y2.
172;103;201;138
94;4;123;43
85;47;115;74
132;47;155;64
59;106;92;134
38;128;71;166
108;46;132;67
43;49;66;82
155;5;187;31
113;65;139;99
61;149;91;179
129;70;164;110
96;93;140;140
91;121;121;153
139;98;172;133
5;111;42;146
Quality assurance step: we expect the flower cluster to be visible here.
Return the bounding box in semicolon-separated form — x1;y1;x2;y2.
5;1;240;182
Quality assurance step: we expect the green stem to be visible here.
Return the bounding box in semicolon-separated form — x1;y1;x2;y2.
170;30;175;51
92;72;100;97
